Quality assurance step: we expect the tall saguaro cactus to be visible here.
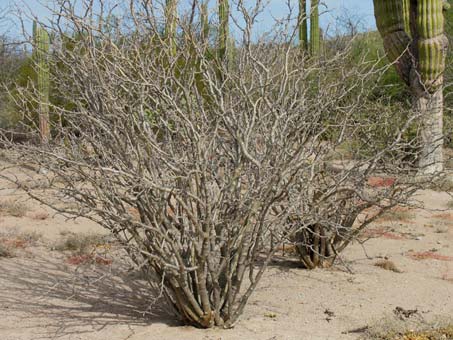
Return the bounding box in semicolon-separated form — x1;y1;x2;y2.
218;0;229;63
200;0;210;43
374;0;448;173
33;21;50;144
165;0;178;56
299;0;308;52
310;0;320;56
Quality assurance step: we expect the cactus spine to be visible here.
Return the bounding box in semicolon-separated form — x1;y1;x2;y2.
310;0;320;56
374;0;448;173
33;21;50;144
299;0;308;52
165;0;178;56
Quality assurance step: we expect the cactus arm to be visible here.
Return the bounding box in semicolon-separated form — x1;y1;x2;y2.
416;0;447;89
310;0;320;56
33;21;50;143
373;0;413;85
299;0;308;52
165;0;178;56
402;0;411;34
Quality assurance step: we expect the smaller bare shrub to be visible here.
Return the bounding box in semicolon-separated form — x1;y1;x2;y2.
0;200;28;217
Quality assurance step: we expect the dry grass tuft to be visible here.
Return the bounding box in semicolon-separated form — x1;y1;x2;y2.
65;253;113;266
362;316;453;340
0;243;13;258
361;227;406;240
377;207;414;223
426;176;453;192
0;200;28;217
0;231;42;252
54;232;108;254
374;260;402;273
18;231;42;245
17;178;52;190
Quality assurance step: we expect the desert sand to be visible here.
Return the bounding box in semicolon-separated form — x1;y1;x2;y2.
1;158;453;340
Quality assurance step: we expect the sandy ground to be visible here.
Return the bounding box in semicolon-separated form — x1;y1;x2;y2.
1;160;453;340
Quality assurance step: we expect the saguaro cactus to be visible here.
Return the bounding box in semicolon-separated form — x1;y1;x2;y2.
200;0;210;43
374;0;448;173
32;21;50;144
299;0;308;52
310;0;320;56
218;0;229;63
165;0;178;56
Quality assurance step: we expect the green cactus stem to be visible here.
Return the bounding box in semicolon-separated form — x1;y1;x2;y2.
416;0;446;89
165;0;178;56
299;0;308;52
402;0;411;34
200;0;210;42
33;21;50;144
310;0;320;56
218;0;229;63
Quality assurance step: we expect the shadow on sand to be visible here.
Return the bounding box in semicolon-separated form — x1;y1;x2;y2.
0;249;180;339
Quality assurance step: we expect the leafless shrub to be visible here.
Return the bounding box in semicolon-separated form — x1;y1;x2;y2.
1;0;427;329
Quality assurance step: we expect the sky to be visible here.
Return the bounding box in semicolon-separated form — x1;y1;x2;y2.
0;0;376;37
